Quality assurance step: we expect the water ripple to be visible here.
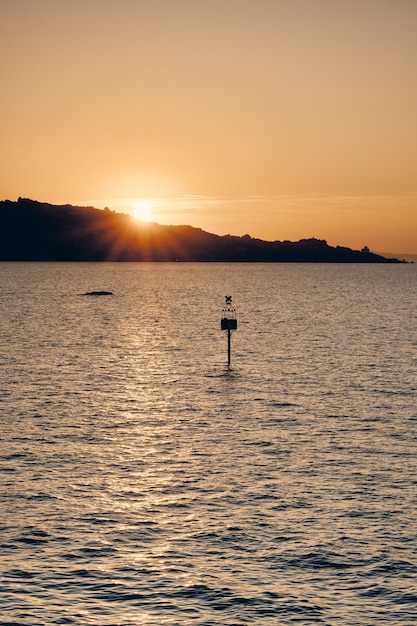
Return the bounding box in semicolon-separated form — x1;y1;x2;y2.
1;262;416;624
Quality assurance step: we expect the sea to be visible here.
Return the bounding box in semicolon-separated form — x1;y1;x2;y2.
1;262;416;625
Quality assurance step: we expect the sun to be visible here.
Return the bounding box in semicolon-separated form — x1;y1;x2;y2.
131;199;154;222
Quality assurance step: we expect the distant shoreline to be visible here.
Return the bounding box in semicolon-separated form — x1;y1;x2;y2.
0;198;407;263
377;252;416;262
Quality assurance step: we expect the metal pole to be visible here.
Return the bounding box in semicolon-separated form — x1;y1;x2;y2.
227;328;231;366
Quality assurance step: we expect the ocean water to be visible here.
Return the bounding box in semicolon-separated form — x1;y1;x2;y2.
1;262;416;625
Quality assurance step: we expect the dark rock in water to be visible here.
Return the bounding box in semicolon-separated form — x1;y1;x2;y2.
83;291;114;296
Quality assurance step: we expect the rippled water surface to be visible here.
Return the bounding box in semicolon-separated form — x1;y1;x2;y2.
1;262;416;625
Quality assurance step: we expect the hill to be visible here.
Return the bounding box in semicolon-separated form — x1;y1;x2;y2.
0;198;404;263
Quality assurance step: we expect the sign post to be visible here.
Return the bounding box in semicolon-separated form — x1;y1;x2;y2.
221;295;237;366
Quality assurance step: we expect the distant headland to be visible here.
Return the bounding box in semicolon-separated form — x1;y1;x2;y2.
0;198;405;263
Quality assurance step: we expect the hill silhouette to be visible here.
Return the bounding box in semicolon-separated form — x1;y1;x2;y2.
0;198;403;262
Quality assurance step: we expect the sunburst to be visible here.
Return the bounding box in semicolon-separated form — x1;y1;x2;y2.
131;199;154;222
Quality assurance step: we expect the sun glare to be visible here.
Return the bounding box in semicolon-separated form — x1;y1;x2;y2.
131;199;154;222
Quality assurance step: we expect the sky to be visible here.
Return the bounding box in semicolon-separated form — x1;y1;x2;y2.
1;0;416;253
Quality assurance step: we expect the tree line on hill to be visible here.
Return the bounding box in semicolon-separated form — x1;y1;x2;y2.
0;198;403;262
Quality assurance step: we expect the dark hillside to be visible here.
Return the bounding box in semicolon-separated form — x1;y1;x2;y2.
0;198;403;262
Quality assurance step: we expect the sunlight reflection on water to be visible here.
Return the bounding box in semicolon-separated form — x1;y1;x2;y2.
1;263;416;624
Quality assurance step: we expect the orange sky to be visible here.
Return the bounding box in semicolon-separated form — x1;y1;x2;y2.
1;0;416;253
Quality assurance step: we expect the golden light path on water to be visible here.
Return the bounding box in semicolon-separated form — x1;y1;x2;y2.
1;262;416;624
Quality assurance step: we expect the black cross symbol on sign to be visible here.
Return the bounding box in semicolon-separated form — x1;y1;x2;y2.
225;296;232;304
